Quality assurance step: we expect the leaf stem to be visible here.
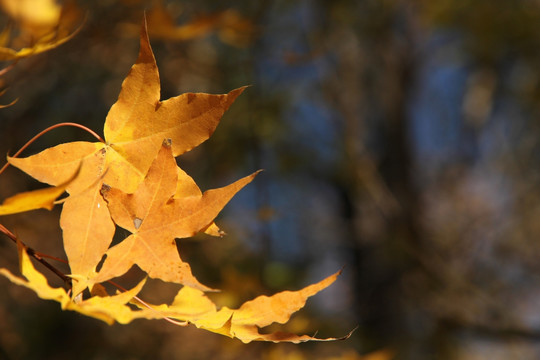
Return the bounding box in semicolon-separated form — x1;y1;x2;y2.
34;252;68;264
0;122;105;176
0;60;18;77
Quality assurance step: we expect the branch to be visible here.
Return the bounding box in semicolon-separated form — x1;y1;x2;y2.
0;223;72;288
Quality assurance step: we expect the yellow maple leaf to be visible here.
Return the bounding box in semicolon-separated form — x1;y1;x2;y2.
8;18;245;296
0;183;65;215
132;270;351;343
0;29;79;61
93;139;259;289
0;241;148;325
0;0;82;61
0;162;80;216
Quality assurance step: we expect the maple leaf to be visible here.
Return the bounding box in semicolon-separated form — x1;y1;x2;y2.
132;270;351;343
0;181;66;216
0;241;148;325
93;139;259;289
0;163;79;216
0;0;82;61
0;29;79;61
8;19;245;295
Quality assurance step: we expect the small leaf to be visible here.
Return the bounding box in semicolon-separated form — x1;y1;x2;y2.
0;184;66;215
0;21;82;61
0;162;79;216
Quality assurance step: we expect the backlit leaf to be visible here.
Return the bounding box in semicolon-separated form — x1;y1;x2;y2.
94;140;259;290
0;15;345;344
8;19;244;295
0;162;79;215
132;270;350;343
0;241;147;325
0;182;66;215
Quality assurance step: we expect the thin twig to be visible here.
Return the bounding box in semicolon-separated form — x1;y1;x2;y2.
0;223;72;288
34;252;68;264
0;61;18;77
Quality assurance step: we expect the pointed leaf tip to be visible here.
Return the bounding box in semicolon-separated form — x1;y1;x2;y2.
138;13;155;64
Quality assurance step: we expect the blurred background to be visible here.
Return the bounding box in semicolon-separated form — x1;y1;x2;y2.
1;0;540;359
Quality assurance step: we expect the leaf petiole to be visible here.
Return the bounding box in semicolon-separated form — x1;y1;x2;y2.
107;279;188;326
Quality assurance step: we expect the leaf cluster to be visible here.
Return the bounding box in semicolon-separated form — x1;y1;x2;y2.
0;18;348;343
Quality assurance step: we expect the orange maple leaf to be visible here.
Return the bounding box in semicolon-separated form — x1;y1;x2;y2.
93;139;259;289
132;270;352;343
8;19;245;295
